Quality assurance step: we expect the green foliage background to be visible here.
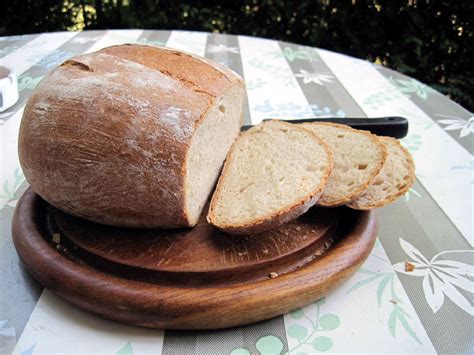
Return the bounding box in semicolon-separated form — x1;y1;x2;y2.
1;0;472;111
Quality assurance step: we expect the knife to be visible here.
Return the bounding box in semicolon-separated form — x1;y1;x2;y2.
241;116;408;139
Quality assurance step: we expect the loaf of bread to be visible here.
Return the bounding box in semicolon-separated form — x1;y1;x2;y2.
19;44;245;228
207;120;333;235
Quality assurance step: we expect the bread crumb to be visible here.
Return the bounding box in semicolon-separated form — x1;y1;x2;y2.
314;250;323;256
295;226;301;231
262;249;269;254
269;272;279;279
52;233;61;244
405;261;415;272
237;252;247;257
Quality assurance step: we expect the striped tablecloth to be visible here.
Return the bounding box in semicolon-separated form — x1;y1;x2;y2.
0;30;472;355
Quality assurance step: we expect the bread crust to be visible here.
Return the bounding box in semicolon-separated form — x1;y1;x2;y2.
347;136;415;210
207;120;334;235
19;44;243;228
302;122;388;207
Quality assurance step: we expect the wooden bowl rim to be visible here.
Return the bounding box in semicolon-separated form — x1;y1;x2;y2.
12;188;377;329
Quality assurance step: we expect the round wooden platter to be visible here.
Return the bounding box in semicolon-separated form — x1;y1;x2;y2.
12;188;377;330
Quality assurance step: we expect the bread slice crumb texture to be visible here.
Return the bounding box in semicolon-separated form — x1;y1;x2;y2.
207;120;333;235
348;136;415;210
302;122;387;206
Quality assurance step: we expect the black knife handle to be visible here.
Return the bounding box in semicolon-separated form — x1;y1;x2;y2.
241;117;408;139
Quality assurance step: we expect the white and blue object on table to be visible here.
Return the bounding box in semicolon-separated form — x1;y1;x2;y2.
0;66;19;112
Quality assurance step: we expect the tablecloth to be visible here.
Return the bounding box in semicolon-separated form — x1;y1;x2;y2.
0;29;472;354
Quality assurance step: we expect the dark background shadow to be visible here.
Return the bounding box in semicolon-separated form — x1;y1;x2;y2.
1;0;472;111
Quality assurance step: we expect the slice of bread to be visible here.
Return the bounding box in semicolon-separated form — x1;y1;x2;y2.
302;122;387;207
207;120;333;235
348;136;415;210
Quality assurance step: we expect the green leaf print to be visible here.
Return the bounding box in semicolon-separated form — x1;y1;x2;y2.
346;274;382;293
116;341;133;355
0;46;20;57
348;267;421;344
282;47;316;62
136;38;166;46
395;307;421;344
230;335;284;355
284;298;340;354
248;58;296;87
314;297;325;306
388;307;398;337
390;277;403;304
246;77;267;90
17;74;44;92
389;77;435;100
1;168;26;207
290;309;305;320
357;267;380;275
312;336;333;352
377;275;393;307
401;134;422;152
13;167;25;190
3;180;10;198
404;187;422;202
230;297;340;354
288;324;308;341
362;89;404;110
318;314;340;331
388;306;421;344
268;46;317;62
256;335;284;355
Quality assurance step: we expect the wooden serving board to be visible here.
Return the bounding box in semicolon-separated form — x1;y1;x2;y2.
12;188;377;330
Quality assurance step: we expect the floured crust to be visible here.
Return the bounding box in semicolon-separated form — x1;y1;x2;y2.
347;136;416;210
302;122;388;207
207;120;334;235
19;44;244;228
99;44;243;99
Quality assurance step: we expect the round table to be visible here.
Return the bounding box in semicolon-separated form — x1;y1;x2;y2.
0;30;472;355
